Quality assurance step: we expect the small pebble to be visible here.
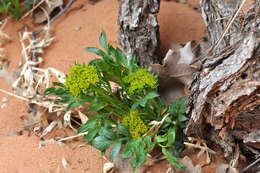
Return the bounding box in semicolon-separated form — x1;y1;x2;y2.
75;26;81;31
9;131;22;136
1;97;8;109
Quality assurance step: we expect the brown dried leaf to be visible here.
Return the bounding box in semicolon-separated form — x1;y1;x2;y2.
177;156;202;173
78;111;88;124
166;42;197;86
144;113;170;136
151;41;200;104
23;105;43;131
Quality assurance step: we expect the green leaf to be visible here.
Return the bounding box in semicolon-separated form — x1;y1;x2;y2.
129;54;138;72
44;86;68;97
92;136;113;152
99;127;116;140
166;117;172;123
167;127;176;147
109;141;122;160
88;59;103;68
178;115;188;122
118;123;130;136
67;99;87;110
52;82;66;88
143;136;154;152
99;31;107;51
115;48;128;67
155;135;168;143
162;148;185;170
78;119;97;133
131;92;159;109
179;101;186;113
107;45;120;67
140;92;160;107
85;103;105;112
121;140;134;159
130;139;147;168
82;126;101;141
168;97;188;122
86;47;114;65
85;47;106;57
44;87;56;95
101;150;106;157
107;45;116;57
130;152;146;168
44;87;62;95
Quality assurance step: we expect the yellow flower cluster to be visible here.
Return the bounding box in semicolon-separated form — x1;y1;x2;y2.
123;69;156;95
122;110;148;139
65;64;99;96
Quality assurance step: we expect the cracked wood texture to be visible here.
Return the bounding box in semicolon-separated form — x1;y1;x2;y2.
118;0;161;67
185;0;260;159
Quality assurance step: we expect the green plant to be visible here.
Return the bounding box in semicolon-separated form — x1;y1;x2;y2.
45;31;188;172
155;97;188;169
0;0;39;20
0;0;22;20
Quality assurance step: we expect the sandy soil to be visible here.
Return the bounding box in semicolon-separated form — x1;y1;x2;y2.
0;0;233;172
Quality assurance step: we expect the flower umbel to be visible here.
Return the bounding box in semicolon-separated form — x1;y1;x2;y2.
123;69;156;95
122;110;148;139
65;64;99;96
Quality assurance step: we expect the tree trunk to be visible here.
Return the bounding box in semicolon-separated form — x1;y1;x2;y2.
185;0;260;163
118;0;161;67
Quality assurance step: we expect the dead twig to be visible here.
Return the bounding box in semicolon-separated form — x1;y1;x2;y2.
32;6;50;72
241;156;260;173
57;131;88;142
0;88;28;102
0;88;63;109
19;0;46;20
190;0;247;65
184;142;216;155
0;18;8;30
208;0;247;55
32;31;38;73
144;113;170;137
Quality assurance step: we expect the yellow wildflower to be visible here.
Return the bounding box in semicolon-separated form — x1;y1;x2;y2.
123;69;156;95
65;64;99;96
122;110;149;139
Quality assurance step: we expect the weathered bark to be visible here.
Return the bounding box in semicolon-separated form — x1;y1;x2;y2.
118;0;161;67
165;0;187;3
200;0;243;53
185;0;260;162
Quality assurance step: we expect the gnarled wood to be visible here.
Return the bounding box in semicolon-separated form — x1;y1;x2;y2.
185;0;260;160
118;0;161;66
